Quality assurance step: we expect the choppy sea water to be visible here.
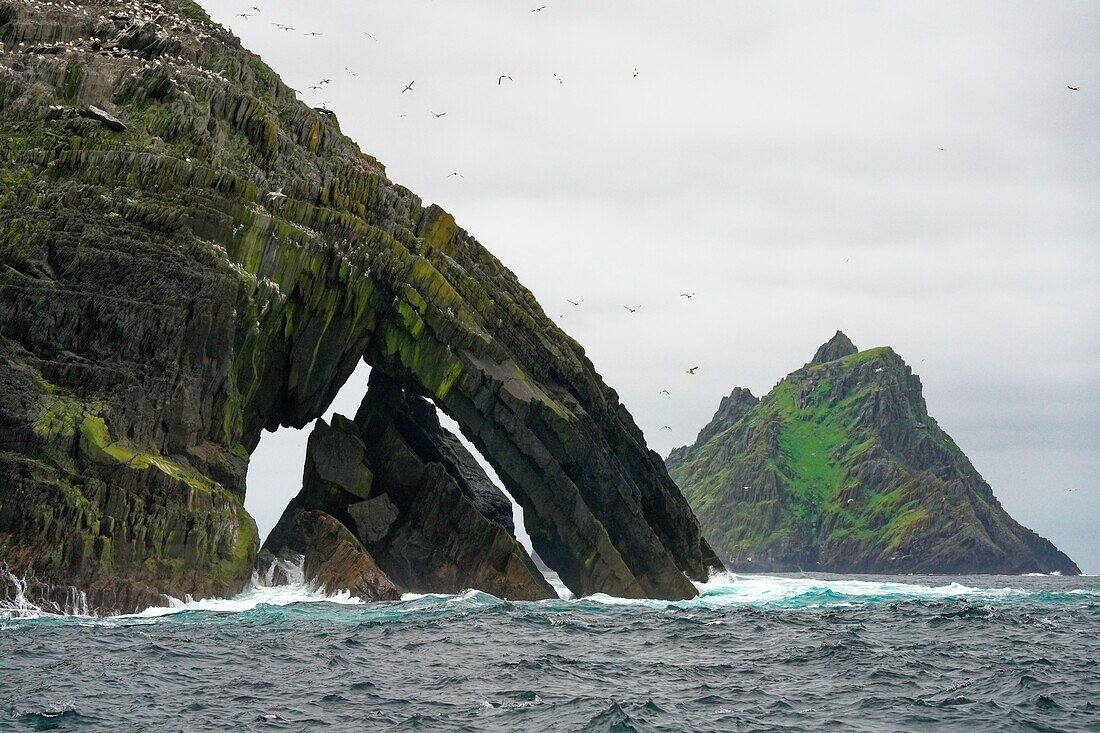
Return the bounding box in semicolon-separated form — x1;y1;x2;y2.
1;572;1098;732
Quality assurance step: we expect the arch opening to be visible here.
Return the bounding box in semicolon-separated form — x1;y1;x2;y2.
246;360;373;545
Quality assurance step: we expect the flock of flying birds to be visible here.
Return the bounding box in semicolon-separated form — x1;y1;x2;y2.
226;5;692;375
226;3;1085;443
228;2;642;181
558;294;701;390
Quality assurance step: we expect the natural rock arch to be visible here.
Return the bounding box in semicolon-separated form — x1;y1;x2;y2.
0;0;717;613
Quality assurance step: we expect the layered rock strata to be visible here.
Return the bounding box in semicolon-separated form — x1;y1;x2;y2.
0;0;716;612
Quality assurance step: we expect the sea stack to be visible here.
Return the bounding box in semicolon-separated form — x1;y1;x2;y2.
262;371;556;601
667;332;1080;575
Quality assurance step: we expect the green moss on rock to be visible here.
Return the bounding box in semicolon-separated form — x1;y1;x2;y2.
668;333;1081;575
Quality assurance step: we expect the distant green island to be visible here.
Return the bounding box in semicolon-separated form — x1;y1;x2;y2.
667;331;1079;575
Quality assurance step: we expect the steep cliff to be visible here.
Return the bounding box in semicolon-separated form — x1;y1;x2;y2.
667;332;1080;575
0;0;717;613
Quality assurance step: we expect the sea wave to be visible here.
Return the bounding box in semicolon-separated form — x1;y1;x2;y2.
3;567;1097;625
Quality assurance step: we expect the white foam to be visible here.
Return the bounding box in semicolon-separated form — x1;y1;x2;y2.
0;568;91;620
4;564;1095;623
557;572;1044;610
126;582;365;619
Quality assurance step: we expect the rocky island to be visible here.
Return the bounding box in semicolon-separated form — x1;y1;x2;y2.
667;332;1080;575
0;0;718;614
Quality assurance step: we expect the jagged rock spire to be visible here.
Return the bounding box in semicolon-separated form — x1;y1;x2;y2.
810;330;858;365
695;387;758;445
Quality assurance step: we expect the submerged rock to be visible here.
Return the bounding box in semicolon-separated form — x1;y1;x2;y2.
0;0;716;610
264;372;555;601
668;332;1080;575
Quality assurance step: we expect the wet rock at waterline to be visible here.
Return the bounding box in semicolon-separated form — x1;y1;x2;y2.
256;511;401;603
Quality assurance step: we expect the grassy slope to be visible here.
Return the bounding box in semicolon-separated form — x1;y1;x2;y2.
670;347;962;570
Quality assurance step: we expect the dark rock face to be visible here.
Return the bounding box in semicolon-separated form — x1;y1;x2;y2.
668;332;1080;575
264;372;555;600
669;388;758;465
0;0;716;610
809;330;858;366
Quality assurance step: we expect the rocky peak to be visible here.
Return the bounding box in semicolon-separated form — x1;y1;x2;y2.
809;330;858;365
668;336;1080;576
695;387;758;445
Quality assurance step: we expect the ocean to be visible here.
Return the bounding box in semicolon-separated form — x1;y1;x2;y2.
2;572;1098;732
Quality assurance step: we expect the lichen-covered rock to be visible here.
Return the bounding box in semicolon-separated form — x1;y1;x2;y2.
264;372;555;601
0;0;715;611
667;333;1081;575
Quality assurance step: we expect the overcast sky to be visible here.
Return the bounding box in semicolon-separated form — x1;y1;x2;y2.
202;1;1099;574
